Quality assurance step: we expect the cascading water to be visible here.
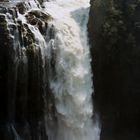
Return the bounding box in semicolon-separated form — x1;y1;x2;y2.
0;0;100;140
44;0;100;140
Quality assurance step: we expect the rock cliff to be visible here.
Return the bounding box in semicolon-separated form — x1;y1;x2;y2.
0;1;54;139
88;0;140;140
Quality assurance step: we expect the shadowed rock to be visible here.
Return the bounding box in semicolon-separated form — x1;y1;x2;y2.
0;1;54;140
88;0;140;140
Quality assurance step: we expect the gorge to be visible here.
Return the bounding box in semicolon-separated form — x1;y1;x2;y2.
1;0;140;140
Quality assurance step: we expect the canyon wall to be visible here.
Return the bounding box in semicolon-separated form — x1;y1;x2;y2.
88;0;140;140
0;1;51;139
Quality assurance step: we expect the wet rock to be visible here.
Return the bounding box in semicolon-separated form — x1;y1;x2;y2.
16;2;27;14
25;9;52;34
0;3;50;140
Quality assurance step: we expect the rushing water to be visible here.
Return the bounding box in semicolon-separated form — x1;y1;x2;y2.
43;0;100;140
0;0;100;140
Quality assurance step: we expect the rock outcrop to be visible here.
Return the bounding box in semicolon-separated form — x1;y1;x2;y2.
0;1;53;140
88;0;140;140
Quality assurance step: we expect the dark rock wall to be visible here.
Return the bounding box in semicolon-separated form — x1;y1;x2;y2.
0;3;53;140
88;0;140;140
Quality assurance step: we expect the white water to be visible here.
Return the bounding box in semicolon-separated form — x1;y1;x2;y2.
4;0;100;139
44;0;100;140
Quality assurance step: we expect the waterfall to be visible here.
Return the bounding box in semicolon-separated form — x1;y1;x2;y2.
44;0;100;140
0;0;100;140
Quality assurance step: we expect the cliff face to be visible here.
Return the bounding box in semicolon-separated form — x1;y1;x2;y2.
88;0;140;139
0;1;55;140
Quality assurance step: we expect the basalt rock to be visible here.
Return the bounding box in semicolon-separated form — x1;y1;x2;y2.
88;0;140;140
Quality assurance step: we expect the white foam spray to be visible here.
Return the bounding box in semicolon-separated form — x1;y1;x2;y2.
44;0;100;140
